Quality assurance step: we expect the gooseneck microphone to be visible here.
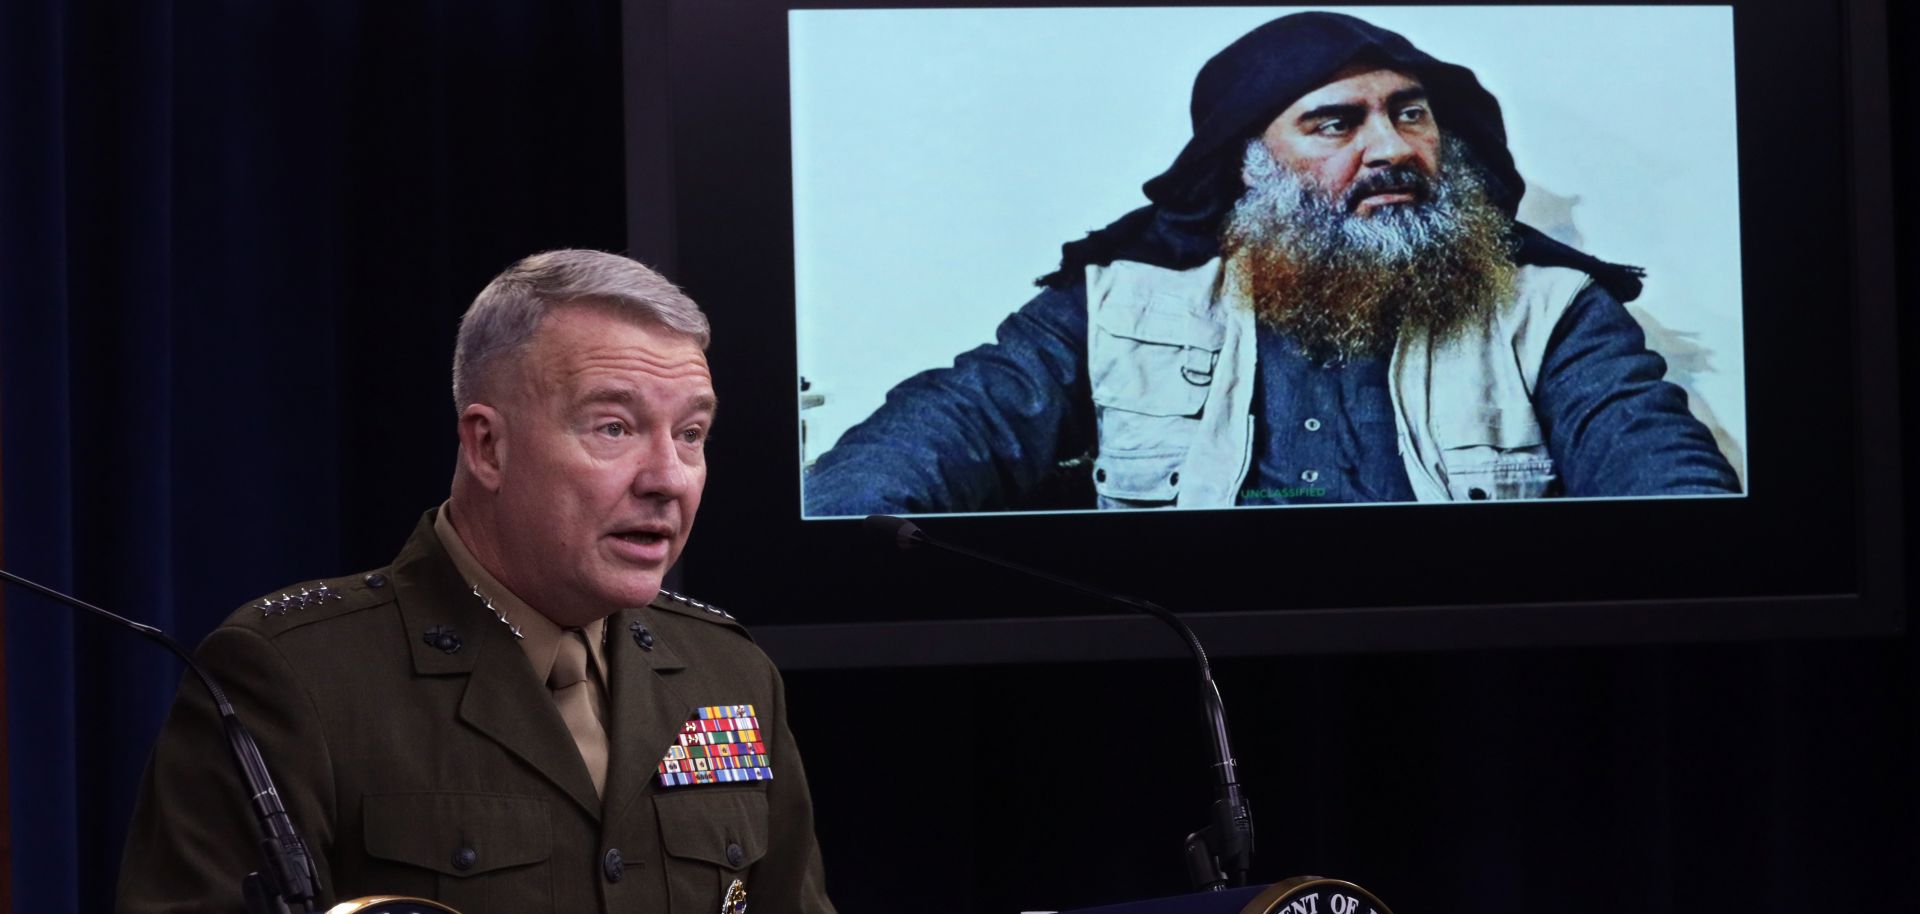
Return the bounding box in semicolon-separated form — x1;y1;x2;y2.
862;515;1256;890
0;568;323;913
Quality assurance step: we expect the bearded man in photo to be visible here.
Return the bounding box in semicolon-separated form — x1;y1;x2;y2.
804;11;1741;514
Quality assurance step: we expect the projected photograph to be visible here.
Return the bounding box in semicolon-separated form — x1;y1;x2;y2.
794;6;1747;518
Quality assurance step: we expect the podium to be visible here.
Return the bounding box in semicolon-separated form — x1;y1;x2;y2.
1061;878;1395;914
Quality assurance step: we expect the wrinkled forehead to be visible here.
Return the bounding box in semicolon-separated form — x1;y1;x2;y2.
519;302;712;395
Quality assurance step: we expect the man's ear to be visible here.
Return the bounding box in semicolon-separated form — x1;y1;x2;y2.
457;403;507;492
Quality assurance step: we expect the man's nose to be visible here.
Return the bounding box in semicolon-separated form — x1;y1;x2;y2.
1357;114;1415;168
630;430;698;499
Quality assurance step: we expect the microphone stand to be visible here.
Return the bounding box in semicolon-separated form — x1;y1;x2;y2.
0;569;324;913
865;516;1255;890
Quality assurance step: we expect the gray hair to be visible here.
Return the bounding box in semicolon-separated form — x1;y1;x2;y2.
451;249;710;412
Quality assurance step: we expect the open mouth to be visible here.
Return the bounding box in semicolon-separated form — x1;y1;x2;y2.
609;528;674;564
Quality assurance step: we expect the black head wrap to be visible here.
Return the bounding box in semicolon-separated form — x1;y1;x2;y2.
1038;12;1643;300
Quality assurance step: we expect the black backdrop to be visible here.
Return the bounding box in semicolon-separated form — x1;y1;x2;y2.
0;1;1912;913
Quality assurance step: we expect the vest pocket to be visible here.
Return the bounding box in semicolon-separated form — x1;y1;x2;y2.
1439;446;1558;501
1433;406;1557;501
1090;308;1220;418
362;792;552;914
1088;285;1229;509
1092;449;1184;506
657;788;769;912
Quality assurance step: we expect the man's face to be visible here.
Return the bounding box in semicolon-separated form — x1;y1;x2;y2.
489;305;714;623
1258;66;1440;216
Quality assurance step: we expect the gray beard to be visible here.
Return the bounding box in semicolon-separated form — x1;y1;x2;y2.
1221;135;1517;361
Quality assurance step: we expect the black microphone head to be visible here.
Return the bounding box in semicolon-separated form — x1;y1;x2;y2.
862;514;926;550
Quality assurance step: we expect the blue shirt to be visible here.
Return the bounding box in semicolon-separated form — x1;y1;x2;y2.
1240;333;1414;506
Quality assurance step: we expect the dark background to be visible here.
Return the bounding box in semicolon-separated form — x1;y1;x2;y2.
0;1;1911;913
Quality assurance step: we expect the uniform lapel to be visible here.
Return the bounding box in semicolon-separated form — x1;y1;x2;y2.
601;604;693;825
389;512;604;821
457;629;605;821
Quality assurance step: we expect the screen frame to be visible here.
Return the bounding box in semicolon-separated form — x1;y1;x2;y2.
624;0;1905;668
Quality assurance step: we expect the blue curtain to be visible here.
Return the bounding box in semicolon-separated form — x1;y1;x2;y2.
0;1;624;910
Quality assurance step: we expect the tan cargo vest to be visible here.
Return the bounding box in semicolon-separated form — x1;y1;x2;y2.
1085;257;1593;508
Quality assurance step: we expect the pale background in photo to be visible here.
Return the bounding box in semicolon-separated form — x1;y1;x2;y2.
790;6;1745;485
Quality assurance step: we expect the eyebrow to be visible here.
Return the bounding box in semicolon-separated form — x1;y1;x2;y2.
1297;102;1366;125
581;386;635;406
1297;89;1431;125
1386;88;1430;111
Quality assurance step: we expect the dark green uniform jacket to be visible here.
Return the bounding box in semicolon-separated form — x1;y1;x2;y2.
118;511;836;914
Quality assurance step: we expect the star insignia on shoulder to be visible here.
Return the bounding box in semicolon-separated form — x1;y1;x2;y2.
257;582;344;617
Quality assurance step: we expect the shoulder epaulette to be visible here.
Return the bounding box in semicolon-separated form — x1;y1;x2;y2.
240;569;396;634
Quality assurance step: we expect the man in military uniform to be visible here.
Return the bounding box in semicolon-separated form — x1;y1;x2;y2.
119;250;836;913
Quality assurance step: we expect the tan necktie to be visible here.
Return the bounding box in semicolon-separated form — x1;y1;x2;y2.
548;629;609;797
